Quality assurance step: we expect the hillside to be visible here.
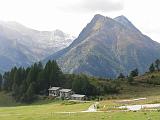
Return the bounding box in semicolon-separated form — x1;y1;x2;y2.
45;14;160;78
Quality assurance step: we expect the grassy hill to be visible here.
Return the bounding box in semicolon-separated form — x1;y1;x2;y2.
95;71;160;100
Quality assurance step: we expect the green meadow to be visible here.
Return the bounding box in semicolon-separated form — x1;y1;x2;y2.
0;104;160;120
1;71;160;120
0;91;160;120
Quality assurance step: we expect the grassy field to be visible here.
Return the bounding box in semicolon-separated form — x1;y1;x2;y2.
0;103;160;120
0;92;160;120
0;100;93;120
1;71;160;120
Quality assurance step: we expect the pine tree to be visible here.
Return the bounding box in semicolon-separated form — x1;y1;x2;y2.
38;62;43;71
155;59;160;71
24;82;36;103
0;73;2;90
49;60;63;86
13;68;22;86
149;63;155;73
117;73;125;79
130;68;138;77
8;67;17;91
26;65;38;86
19;80;28;102
3;72;10;91
12;83;19;100
1;59;65;103
37;71;47;94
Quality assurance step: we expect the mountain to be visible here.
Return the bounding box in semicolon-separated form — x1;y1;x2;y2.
0;21;75;72
45;14;160;78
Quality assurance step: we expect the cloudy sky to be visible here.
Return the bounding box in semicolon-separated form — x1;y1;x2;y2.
0;0;159;42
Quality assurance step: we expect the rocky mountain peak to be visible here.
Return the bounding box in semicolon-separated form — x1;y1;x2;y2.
92;14;105;20
45;14;160;78
114;15;140;33
53;29;65;38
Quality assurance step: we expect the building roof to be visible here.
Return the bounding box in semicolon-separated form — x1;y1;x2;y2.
71;94;86;98
59;89;72;92
48;87;61;91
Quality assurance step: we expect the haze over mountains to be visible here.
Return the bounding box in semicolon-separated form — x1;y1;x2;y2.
0;21;75;72
46;14;160;78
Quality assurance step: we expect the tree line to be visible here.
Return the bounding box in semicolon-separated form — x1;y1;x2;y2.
1;60;64;103
117;68;139;83
149;59;160;73
1;59;160;103
0;60;121;103
117;59;160;83
0;74;2;90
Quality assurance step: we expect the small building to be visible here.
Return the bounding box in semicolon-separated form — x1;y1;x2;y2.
48;87;61;97
48;86;86;101
59;89;74;99
71;94;86;101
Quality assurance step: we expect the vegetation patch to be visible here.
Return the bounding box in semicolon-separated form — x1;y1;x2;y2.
61;101;79;105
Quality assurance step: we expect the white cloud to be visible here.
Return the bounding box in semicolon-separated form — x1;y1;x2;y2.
58;0;124;12
0;0;159;42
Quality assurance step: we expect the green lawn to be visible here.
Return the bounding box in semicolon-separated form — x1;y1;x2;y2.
0;100;93;120
0;105;160;120
0;94;160;120
51;112;160;120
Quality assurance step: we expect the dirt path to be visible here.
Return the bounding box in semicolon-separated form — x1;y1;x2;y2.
82;102;99;112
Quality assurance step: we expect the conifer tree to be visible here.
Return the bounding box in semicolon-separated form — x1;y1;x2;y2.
149;63;155;73
0;73;2;90
117;73;125;79
130;68;138;77
155;59;160;71
25;82;36;103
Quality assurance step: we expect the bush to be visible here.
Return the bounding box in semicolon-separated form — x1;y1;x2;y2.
157;109;160;112
61;101;77;105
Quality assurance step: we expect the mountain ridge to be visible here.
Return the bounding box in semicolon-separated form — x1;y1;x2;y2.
0;21;75;72
45;14;160;78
